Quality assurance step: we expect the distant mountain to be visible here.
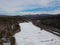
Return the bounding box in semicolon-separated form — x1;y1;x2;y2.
22;14;60;20
0;14;8;17
0;14;60;20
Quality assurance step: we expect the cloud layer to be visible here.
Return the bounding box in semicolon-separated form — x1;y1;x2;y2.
0;0;60;15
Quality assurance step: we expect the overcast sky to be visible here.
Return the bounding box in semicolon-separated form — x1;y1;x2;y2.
0;0;60;15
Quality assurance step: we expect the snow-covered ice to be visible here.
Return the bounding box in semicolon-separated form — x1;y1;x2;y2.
15;22;60;45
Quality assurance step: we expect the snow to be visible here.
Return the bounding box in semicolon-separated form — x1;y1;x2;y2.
15;22;60;45
3;43;10;45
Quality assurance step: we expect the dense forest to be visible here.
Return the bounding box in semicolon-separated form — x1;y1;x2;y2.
0;14;60;37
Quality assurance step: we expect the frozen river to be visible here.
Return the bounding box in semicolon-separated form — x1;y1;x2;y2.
14;22;60;45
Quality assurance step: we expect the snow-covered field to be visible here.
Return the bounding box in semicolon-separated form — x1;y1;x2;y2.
15;22;60;45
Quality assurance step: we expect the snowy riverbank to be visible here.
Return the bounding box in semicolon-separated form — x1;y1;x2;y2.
15;22;60;45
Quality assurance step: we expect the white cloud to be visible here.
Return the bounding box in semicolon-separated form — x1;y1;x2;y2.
0;0;60;14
